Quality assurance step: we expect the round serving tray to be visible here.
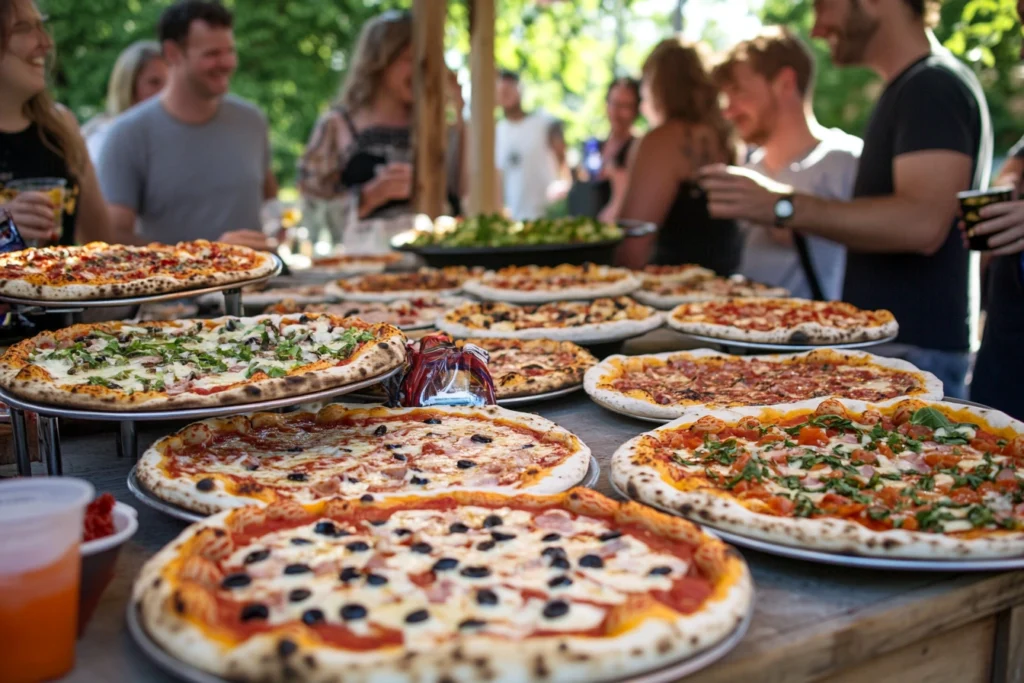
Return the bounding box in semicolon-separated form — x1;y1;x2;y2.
347;384;585;407
675;331;898;353
609;478;1024;572
588;394;672;424
0;364;402;422
126;575;750;683
0;254;283;309
127;455;601;525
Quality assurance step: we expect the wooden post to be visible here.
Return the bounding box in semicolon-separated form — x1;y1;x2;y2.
468;0;499;216
412;0;447;219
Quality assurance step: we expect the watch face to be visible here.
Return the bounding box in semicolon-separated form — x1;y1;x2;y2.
775;198;794;220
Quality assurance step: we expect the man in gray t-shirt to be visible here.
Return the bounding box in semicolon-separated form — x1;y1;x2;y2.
98;1;276;249
713;27;861;300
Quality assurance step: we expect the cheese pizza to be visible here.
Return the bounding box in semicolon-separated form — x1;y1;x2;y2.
635;275;789;309
612;398;1024;558
457;338;597;399
327;267;480;302
307;253;402;275
132;489;751;683
0;240;277;301
438;298;664;344
463;264;641;303
0;315;406;411
265;297;468;331
137;404;591;514
668;298;898;344
638;264;715;283
585;349;943;421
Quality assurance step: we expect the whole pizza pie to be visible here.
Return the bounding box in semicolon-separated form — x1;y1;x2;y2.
668;298;898;345
585;349;943;421
638;264;715;283
612;398;1024;558
132;489;751;682
137;404;591;514
307;253;402;275
0;314;405;411
635;274;789;309
438;297;664;344
327;267;480;302
457;338;597;399
265;297;468;331
463;263;641;303
0;240;277;301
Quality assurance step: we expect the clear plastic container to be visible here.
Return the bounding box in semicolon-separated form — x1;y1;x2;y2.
0;478;94;683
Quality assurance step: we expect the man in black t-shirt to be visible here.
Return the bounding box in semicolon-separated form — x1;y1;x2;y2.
700;0;992;399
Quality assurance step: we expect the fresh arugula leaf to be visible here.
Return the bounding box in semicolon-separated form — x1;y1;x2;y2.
910;407;952;431
915;506;954;532
966;505;995;528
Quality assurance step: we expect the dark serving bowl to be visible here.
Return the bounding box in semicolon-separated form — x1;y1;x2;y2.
79;501;138;637
391;220;656;270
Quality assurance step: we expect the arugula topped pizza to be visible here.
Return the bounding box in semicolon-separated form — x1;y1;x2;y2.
0;240;276;301
612;398;1024;558
0;314;406;411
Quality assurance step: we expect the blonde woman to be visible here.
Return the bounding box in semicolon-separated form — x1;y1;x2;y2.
298;10;465;230
81;40;167;160
0;0;108;245
613;38;741;273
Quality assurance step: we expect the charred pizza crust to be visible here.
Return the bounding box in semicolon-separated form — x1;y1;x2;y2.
612;398;1024;559
136;404;592;514
132;489;751;683
0;240;277;301
438;298;664;344
463;264;641;303
457;338;597;398
0;315;406;411
585;348;944;421
667;298;898;344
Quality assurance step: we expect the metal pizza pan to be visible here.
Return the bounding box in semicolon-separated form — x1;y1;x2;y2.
0;365;402;422
126;575;752;683
0;254;283;308
675;331;899;353
126;467;204;524
608;478;1024;572
498;384;583;407
579;455;600;489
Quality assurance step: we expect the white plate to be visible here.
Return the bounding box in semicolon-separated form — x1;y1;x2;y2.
676;331;899;353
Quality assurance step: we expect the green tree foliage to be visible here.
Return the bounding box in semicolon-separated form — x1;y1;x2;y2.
760;0;1023;154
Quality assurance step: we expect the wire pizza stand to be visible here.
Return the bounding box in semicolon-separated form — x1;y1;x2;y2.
672;331;899;356
126;454;601;524
125;587;751;683
0;363;401;478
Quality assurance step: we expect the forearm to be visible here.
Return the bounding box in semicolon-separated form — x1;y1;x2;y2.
789;193;951;255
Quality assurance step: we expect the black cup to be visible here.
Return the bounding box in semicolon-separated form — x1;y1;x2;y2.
958;187;1013;250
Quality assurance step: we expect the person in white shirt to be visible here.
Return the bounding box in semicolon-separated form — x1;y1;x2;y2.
712;26;862;300
495;70;558;220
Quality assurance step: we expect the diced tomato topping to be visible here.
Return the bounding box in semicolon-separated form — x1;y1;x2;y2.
797;427;828;447
766;496;795;516
731;452;751;473
757;434;785;446
732;427;761;442
901;517;920;531
949;488;981;505
851;449;877;465
877;487;902;506
924;453;959;469
897;423;932;439
877;443;894;458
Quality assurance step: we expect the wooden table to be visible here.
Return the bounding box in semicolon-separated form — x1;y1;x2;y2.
16;329;1022;683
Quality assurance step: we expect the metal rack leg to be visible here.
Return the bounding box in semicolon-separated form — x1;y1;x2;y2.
120;421;138;462
37;415;62;476
223;288;242;317
10;408;31;477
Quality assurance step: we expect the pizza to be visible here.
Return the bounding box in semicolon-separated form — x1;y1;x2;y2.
307;253;402;275
132;489;751;682
137;404;591;514
0;240;276;301
667;298;898;345
612;397;1024;558
635;274;789;309
438;297;664;344
0;314;405;411
198;283;335;310
585;349;943;421
638;264;715;283
457;339;597;399
327;267;480;302
265;297;468;331
463;264;641;304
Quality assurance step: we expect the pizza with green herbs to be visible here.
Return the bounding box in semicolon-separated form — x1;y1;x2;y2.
612;398;1024;558
0;314;406;411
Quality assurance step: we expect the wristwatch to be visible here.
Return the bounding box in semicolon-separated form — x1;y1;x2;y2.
773;194;795;228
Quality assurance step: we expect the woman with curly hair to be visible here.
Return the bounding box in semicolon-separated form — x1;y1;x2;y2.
298;10;465;233
613;38;741;273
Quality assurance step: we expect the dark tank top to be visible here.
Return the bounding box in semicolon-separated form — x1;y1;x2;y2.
653;180;741;276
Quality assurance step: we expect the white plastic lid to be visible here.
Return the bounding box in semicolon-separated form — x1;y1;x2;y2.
0;478;94;575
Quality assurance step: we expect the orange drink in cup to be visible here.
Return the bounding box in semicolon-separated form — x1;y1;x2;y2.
5;177;67;246
0;478;93;683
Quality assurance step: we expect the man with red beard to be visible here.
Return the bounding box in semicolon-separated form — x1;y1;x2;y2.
700;0;992;399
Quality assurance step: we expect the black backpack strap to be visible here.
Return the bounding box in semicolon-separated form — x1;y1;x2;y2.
792;231;826;301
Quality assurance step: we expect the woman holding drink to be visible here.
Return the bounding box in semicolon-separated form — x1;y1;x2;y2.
0;0;109;247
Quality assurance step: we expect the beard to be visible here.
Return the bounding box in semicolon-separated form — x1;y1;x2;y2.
831;0;881;66
740;97;779;148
